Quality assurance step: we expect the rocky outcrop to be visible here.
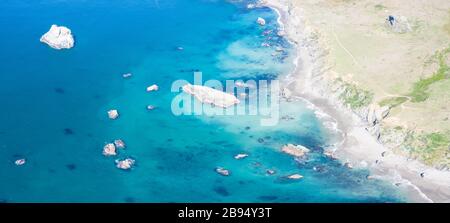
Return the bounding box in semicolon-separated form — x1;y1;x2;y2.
103;143;117;156
234;153;249;160
107;110;119;120
367;104;390;126
114;139;126;149
146;84;159;92
215;167;230;176
257;17;266;26
287;174;303;180
14;159;26;166
182;84;240;108
281;144;310;158
40;25;74;50
116;158;135;170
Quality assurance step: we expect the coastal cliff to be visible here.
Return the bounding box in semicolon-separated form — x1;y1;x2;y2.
261;0;450;202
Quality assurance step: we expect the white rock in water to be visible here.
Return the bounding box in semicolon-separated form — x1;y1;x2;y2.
107;109;119;120
14;158;26;166
182;84;240;108
234;153;249;160
287;174;303;180
215;167;230;176
40;24;75;50
116;158;135;170
122;73;132;78
281;144;310;158
114;139;126;149
257;17;266;26
103;143;117;156
146;84;159;92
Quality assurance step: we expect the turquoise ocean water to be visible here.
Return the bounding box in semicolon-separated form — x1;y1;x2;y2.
0;0;406;202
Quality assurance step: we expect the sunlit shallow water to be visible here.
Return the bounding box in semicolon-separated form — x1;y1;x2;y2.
0;0;406;202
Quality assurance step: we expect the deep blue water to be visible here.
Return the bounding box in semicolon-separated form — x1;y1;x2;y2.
0;0;405;202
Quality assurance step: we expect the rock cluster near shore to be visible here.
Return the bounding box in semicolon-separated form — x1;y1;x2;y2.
40;25;74;50
182;84;240;108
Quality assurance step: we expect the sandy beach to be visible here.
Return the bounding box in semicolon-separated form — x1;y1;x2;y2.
262;0;450;202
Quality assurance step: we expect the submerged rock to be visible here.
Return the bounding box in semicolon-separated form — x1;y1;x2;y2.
182;84;240;108
215;167;230;176
116;158;135;170
40;24;74;50
213;186;230;196
281;144;310;158
63;128;74;135
107;109;119;120
66;164;77;171
102;143;117;156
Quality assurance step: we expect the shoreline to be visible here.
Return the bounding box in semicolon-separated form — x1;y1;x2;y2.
261;0;450;202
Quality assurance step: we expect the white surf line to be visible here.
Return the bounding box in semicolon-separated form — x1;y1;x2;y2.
332;27;361;68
